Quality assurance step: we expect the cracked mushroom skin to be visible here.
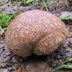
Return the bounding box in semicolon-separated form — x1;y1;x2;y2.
5;10;68;57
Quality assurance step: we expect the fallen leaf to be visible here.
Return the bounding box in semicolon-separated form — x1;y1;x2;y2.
15;69;21;72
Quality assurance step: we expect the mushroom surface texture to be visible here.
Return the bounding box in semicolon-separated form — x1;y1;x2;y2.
5;10;68;57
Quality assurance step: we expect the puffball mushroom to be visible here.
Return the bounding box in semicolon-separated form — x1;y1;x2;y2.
5;10;68;57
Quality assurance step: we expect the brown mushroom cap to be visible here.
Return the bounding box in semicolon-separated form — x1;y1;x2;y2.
5;10;68;57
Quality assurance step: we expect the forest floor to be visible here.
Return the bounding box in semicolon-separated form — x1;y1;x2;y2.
0;0;72;72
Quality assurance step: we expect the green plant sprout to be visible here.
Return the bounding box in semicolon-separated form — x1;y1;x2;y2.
9;0;14;14
35;0;57;11
0;0;8;6
18;0;34;5
53;58;72;72
18;0;57;11
26;0;35;4
18;0;26;5
61;58;72;65
48;0;57;7
0;12;20;34
60;14;71;20
40;0;48;11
